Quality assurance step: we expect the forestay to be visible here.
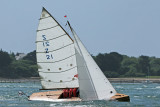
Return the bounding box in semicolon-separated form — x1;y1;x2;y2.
70;26;117;100
36;8;79;89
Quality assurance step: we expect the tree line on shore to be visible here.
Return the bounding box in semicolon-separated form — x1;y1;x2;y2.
0;50;38;78
0;49;160;78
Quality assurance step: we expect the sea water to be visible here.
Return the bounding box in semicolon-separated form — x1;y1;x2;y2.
0;82;160;107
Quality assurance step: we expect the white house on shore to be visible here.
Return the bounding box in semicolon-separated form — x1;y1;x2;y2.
15;53;26;60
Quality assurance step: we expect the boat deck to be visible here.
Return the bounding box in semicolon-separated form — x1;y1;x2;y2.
29;90;81;102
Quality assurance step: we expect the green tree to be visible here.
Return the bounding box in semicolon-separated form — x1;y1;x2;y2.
150;57;160;76
0;50;12;68
11;60;38;78
120;56;138;77
138;55;150;75
23;50;36;64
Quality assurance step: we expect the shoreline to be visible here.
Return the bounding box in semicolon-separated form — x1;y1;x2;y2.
108;78;160;83
0;77;160;83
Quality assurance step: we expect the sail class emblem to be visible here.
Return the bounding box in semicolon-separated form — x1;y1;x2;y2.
28;7;130;102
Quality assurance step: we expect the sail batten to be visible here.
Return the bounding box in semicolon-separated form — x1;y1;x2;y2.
36;34;66;42
39;16;51;20
37;25;59;32
37;43;73;53
38;66;77;73
41;80;78;83
37;54;76;63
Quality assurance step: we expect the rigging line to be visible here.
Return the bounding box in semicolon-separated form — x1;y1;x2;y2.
38;66;77;73
36;43;74;53
36;34;66;43
37;54;76;63
37;25;59;32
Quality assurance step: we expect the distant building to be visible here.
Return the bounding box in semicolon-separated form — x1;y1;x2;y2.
15;53;26;60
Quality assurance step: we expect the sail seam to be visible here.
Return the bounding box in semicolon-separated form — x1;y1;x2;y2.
36;34;66;43
37;54;75;63
37;25;59;32
36;43;73;53
38;66;77;73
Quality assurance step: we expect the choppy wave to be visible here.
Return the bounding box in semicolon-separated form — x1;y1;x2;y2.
143;85;147;88
156;86;160;89
115;86;123;89
0;82;160;106
135;88;142;90
134;96;139;98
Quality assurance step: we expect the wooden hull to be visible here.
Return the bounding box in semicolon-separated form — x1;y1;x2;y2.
111;93;130;102
29;91;129;102
28;90;81;102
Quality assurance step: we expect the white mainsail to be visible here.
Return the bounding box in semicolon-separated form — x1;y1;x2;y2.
68;22;117;100
36;8;79;89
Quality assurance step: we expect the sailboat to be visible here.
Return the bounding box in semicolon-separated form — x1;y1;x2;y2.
29;7;130;102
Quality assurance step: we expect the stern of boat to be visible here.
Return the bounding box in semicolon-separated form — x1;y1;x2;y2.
111;93;130;102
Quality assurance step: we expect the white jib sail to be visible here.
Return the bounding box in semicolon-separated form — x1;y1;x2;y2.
74;44;98;100
71;27;117;100
36;8;79;89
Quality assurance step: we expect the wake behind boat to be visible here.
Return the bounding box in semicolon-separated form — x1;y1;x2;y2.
29;7;130;102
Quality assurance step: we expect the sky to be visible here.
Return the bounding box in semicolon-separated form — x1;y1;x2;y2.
0;0;160;57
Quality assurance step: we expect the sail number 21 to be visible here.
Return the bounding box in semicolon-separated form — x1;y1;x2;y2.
42;35;53;60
